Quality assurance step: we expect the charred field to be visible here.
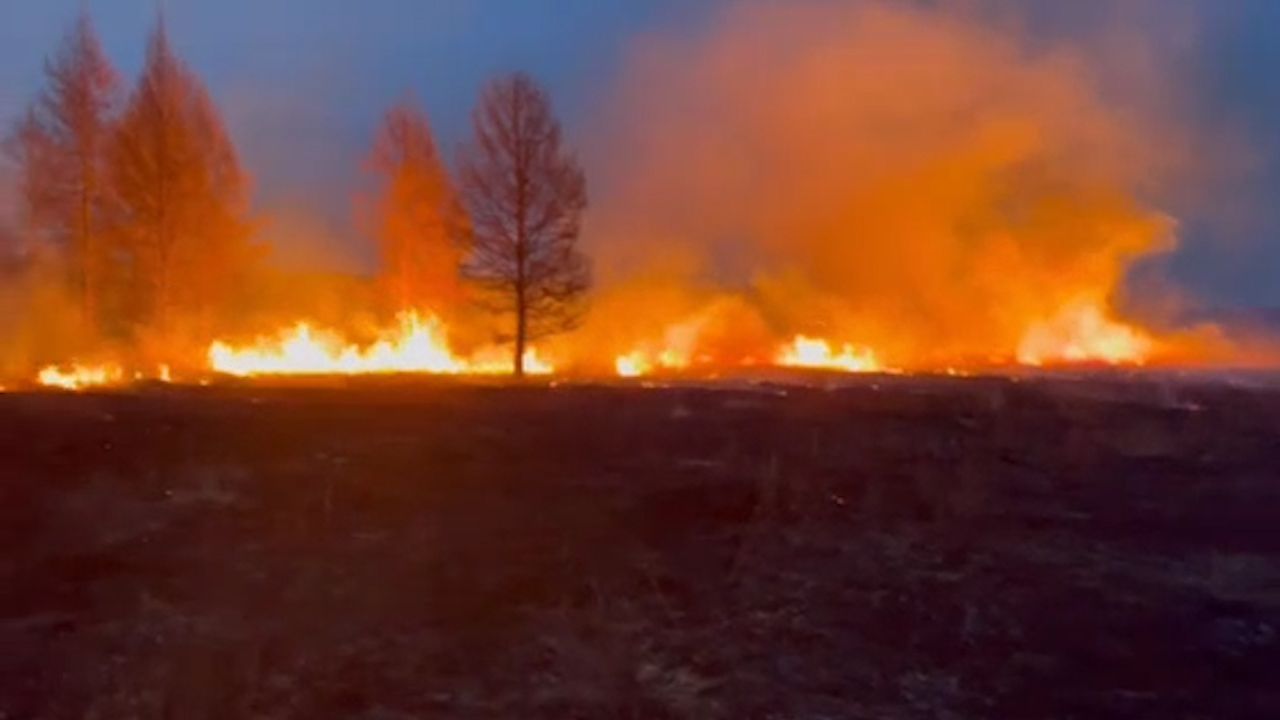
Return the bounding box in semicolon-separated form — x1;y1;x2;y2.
2;374;1280;719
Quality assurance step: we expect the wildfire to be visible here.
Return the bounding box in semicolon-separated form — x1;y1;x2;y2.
520;348;554;375
614;352;651;378
37;363;125;390
23;307;1171;387
1017;301;1153;366
207;311;552;377
613;348;692;378
776;335;883;373
613;334;884;376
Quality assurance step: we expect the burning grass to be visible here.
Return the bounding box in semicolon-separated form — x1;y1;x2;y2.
22;298;1168;390
23;300;1173;390
207;311;552;378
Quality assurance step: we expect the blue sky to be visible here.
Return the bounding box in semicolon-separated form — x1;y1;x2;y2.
1;0;1277;308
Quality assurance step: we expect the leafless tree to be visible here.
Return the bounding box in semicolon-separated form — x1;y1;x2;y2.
458;73;590;376
4;11;119;331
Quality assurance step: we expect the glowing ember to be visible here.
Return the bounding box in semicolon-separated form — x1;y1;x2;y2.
1017;301;1153;366
37;363;125;390
208;311;552;377
777;335;882;373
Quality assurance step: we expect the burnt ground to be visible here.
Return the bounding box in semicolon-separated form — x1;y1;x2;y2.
1;376;1279;719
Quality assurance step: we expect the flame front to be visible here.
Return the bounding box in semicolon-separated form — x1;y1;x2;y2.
777;335;883;373
208;311;552;377
614;352;651;378
37;363;125;390
524;349;553;375
614;332;884;377
1017;301;1153;366
613;349;691;378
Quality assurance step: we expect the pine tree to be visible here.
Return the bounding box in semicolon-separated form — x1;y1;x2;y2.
367;100;467;313
4;11;119;330
108;20;253;336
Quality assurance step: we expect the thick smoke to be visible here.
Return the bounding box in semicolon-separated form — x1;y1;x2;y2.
578;0;1201;368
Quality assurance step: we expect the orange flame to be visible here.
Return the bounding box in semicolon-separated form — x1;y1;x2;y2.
614;352;652;378
612;348;692;377
208;311;551;377
35;362;178;389
1017;301;1154;366
776;335;883;372
37;363;125;390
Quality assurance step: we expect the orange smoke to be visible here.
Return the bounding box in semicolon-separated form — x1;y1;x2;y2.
578;0;1200;371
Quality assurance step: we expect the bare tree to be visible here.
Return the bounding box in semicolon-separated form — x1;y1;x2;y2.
108;20;253;336
4;11;119;331
367;100;468;313
458;73;590;376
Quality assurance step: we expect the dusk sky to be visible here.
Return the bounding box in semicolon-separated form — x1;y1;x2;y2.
2;0;1278;309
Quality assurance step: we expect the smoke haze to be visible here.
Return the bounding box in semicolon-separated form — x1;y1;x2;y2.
577;0;1210;367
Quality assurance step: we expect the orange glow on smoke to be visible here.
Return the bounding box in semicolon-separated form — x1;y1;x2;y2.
207;311;551;377
1017;301;1154;366
573;1;1220;375
776;335;883;373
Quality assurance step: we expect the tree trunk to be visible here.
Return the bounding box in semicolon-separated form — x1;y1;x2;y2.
514;291;526;377
79;187;95;331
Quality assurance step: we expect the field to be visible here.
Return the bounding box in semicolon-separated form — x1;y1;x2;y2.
2;375;1280;718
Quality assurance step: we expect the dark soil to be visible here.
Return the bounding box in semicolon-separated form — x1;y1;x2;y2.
2;376;1279;718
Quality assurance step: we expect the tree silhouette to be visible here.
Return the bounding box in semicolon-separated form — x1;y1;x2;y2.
367;100;467;314
108;20;253;336
459;73;589;376
5;11;119;331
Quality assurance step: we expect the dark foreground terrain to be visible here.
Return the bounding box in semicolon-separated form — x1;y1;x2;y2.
2;375;1279;718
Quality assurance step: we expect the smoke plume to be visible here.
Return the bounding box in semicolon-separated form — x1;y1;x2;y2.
578;0;1201;368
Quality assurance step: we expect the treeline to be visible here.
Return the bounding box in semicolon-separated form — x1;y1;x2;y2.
6;14;252;349
5;12;589;375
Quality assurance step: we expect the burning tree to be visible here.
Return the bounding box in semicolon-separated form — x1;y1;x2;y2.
459;73;590;376
367;100;468;313
108;21;253;338
4;11;119;332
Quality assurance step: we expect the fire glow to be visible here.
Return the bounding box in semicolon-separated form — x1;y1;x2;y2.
776;335;883;373
36;363;125;390
208;311;552;377
30;302;1162;389
613;349;691;378
35;363;173;390
1017;301;1154;367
